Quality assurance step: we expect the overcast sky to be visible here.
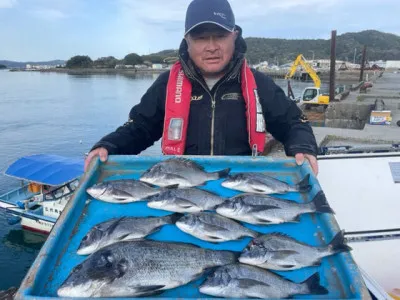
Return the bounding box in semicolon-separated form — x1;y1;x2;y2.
1;0;399;61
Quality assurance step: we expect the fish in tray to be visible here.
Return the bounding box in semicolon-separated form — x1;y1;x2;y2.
176;212;259;242
221;172;312;194
86;179;172;203
146;187;226;213
199;263;328;298
77;213;183;255
139;157;230;187
57;240;238;298
239;230;352;271
216;191;333;225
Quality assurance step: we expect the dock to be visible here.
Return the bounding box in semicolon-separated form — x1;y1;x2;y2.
264;71;400;157
314;71;400;146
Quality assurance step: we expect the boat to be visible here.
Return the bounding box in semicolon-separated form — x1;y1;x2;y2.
0;154;83;234
317;151;400;299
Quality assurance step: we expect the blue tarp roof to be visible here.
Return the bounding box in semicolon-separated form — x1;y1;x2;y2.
5;154;84;186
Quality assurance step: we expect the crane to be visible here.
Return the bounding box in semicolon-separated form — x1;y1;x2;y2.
285;54;329;106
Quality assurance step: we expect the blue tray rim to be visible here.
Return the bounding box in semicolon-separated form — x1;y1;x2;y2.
16;155;370;300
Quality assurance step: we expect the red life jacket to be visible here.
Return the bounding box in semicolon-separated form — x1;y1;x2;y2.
161;60;265;155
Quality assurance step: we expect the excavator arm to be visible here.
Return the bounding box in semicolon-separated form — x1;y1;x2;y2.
285;54;321;88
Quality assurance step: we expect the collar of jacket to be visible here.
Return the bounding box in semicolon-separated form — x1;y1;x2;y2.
178;25;247;86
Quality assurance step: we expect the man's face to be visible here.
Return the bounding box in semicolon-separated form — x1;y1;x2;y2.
186;24;238;78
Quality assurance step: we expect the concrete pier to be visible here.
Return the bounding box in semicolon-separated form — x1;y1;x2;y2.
264;71;400;157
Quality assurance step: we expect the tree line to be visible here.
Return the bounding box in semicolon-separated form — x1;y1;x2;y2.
66;30;400;69
65;53;170;69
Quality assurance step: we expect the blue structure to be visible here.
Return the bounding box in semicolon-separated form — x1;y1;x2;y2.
17;155;369;299
5;154;84;186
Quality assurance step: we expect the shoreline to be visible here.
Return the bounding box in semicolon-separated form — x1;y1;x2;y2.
9;68;380;81
9;68;166;75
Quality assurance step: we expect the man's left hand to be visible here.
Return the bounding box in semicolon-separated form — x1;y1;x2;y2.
295;153;318;176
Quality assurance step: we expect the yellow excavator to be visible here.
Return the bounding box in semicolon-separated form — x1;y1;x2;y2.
285;54;330;105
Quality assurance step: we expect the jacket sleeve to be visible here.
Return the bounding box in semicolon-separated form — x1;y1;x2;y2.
253;70;318;157
90;71;169;155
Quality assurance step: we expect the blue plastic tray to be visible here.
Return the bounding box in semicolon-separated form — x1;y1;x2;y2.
16;155;369;299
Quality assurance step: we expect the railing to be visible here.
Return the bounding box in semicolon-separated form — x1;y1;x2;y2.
0;185;32;204
0;180;78;204
41;181;78;202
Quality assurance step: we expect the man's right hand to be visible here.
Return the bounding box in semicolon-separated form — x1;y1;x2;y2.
84;147;108;172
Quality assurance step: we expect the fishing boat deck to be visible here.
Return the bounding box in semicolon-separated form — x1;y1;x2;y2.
0;185;36;206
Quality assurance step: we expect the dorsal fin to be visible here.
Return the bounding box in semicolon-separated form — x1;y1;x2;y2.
170;157;205;171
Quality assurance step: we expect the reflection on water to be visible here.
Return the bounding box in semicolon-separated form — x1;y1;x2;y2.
2;229;46;252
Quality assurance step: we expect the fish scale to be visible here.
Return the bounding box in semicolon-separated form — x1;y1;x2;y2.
146;187;226;213
58;240;238;298
139;158;230;187
216;191;333;225
239;230;352;271
221;172;311;194
86;179;162;203
176;212;259;242
199;264;328;298
77;213;182;255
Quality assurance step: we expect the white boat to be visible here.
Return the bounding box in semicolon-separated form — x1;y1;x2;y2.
0;154;83;234
317;151;400;299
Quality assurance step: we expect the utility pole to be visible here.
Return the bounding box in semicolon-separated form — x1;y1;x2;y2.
359;46;367;82
353;48;357;64
329;30;337;104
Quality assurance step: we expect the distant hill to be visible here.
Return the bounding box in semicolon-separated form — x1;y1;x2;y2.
3;30;399;68
0;60;65;68
245;30;400;64
148;30;400;65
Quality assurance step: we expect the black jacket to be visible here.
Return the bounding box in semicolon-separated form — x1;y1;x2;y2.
91;29;318;157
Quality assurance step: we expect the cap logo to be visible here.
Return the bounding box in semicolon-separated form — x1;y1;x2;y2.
213;12;227;19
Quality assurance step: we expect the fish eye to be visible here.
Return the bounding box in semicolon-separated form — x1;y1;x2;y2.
82;236;88;241
106;262;113;268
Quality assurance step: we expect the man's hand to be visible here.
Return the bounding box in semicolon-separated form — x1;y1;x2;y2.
84;147;108;172
295;153;318;176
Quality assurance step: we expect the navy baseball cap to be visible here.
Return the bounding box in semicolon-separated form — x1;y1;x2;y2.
185;0;236;36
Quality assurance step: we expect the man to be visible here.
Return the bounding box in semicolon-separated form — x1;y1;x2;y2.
85;0;319;174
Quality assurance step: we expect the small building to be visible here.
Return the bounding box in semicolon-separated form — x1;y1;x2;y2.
385;61;400;70
134;64;148;69
152;64;163;69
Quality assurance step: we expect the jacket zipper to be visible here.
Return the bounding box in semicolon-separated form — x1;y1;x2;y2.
187;75;222;156
179;58;229;155
210;97;216;155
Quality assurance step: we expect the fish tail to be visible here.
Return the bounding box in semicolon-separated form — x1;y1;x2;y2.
301;272;329;295
312;191;335;214
164;213;184;224
329;230;353;253
295;174;312;193
211;168;231;180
